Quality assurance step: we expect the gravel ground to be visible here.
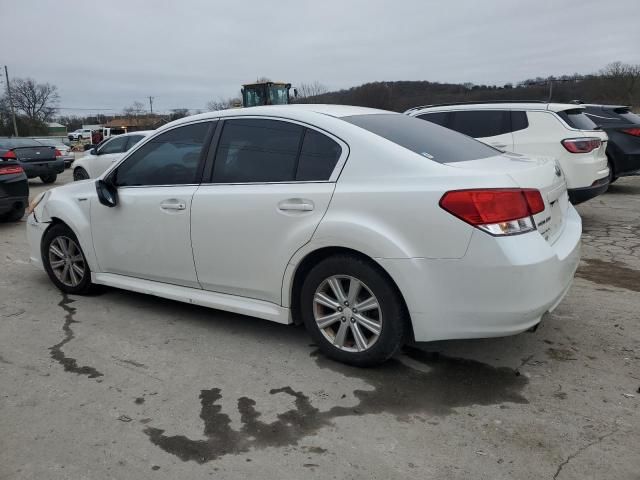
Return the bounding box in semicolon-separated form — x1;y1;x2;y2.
1;170;638;479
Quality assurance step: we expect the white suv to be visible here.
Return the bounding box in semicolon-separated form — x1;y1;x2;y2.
406;102;610;204
68;129;93;141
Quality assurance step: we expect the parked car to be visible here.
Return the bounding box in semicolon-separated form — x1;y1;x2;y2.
27;105;580;366
72;131;152;180
0;138;65;184
0;159;29;222
581;104;640;182
68;129;92;141
33;138;74;168
406;102;610;204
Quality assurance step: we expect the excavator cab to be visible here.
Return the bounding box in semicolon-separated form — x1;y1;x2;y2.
241;82;295;107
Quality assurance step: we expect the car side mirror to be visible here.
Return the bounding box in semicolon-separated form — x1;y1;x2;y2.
90;148;98;155
96;179;118;207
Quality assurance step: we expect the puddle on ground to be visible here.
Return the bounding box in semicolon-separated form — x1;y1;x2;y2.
145;347;528;463
49;293;103;379
576;258;640;293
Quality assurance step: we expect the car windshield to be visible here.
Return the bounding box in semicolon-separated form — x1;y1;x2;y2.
342;113;499;163
616;109;640;124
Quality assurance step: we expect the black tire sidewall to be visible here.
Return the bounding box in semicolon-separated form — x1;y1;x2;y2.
40;174;57;184
42;224;93;294
73;168;89;181
300;255;406;366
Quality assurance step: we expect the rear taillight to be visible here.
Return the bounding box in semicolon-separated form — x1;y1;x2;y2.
440;188;545;236
622;128;640;137
1;149;17;160
54;148;62;157
0;165;24;175
561;138;601;154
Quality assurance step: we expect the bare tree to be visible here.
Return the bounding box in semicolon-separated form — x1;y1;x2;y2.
123;101;145;117
206;97;241;111
168;108;190;121
10;78;59;122
295;81;329;100
599;62;640;104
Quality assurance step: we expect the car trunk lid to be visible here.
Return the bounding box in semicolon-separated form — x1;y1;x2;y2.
444;152;568;244
12;146;57;162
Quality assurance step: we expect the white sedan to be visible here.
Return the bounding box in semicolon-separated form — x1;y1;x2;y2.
26;105;581;365
72;131;152;180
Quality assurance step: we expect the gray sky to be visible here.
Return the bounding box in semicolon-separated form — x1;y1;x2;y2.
2;0;639;115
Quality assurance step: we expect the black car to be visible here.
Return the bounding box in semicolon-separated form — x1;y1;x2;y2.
582;105;640;182
0;159;29;222
0;137;65;184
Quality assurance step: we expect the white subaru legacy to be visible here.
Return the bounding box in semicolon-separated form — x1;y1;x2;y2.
26;105;581;366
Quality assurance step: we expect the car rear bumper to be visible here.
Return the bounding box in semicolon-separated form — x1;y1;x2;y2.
567;176;609;204
378;205;581;342
0;195;28;215
21;159;65;178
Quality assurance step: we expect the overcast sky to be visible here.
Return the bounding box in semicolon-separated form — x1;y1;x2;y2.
2;0;639;115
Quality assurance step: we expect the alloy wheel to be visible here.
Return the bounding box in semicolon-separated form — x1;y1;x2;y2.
313;275;382;352
48;236;86;287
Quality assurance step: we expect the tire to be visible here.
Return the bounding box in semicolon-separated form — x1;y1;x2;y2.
41;223;94;294
78;135;83;140
40;174;57;184
0;205;25;222
300;254;407;366
73;167;90;181
607;159;617;185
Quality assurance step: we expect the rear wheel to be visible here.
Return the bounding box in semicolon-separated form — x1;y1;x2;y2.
607;159;617;185
40;173;57;184
300;254;406;366
0;205;25;222
73;167;90;181
42;224;94;294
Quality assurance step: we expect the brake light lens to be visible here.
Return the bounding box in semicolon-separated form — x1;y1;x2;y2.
622;128;640;137
440;189;545;236
1;149;17;160
561;138;601;153
54;148;62;157
0;165;24;175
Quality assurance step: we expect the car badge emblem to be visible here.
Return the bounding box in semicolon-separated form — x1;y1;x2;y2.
36;151;40;155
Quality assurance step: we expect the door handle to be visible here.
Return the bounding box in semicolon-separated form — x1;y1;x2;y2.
278;199;314;212
160;200;186;211
491;143;507;149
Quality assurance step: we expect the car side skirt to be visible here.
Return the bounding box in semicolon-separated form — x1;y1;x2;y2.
92;273;292;325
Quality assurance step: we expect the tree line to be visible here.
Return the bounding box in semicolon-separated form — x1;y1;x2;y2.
2;62;638;137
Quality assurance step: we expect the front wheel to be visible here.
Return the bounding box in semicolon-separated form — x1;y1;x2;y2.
42;224;94;294
40;174;57;184
73;167;90;181
300;254;407;366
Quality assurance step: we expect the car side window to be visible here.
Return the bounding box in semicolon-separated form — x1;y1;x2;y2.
296;129;342;181
511;111;529;132
212;119;303;183
114;122;212;187
449;110;510;138
99;136;128;154
417;112;450;127
125;135;145;150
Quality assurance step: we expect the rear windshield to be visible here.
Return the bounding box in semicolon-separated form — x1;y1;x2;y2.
342;114;498;163
615;108;640;124
557;109;598;130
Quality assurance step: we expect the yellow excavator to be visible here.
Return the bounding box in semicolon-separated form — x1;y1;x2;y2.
241;81;297;107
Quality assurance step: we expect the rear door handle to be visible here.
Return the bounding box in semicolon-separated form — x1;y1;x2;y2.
160;200;186;211
491;143;507;149
278;199;314;212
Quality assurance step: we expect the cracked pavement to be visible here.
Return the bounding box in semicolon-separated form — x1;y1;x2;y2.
1;170;639;479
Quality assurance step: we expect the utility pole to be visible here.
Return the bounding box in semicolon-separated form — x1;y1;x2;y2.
148;96;154;114
4;65;19;137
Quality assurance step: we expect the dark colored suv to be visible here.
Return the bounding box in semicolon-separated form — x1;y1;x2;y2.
0;159;29;222
0;137;65;184
582;105;640;182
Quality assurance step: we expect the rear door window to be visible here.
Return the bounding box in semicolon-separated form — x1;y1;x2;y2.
449;110;510;138
343;113;498;163
212;119;303;183
556;109;597;130
296;129;342;181
511;111;529;132
416;112;450;127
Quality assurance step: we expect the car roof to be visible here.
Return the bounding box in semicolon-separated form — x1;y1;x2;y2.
406;102;586;114
581;104;630;110
157;104;392;132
